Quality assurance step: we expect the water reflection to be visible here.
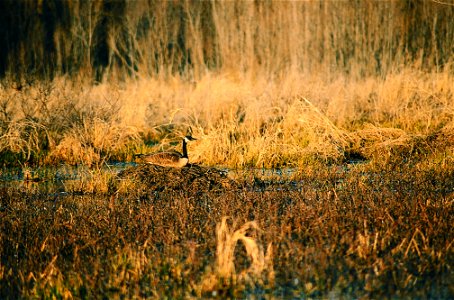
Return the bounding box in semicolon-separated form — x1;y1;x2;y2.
1;161;369;195
0;163;134;194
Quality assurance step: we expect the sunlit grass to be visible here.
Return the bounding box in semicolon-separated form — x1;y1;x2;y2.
199;217;274;296
0;69;452;168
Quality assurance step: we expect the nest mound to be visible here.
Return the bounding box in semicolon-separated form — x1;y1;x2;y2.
114;164;235;194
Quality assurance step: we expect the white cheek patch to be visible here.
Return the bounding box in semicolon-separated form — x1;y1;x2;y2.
178;157;189;167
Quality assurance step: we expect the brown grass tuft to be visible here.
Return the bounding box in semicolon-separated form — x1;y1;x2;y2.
200;217;274;295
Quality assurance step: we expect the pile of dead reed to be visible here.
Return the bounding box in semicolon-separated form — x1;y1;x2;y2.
112;164;236;195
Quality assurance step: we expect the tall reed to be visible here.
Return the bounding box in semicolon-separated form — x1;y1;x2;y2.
0;1;452;81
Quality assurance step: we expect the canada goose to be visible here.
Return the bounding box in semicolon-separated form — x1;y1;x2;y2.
136;135;197;168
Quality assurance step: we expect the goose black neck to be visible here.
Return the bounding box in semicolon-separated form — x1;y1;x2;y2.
182;138;188;158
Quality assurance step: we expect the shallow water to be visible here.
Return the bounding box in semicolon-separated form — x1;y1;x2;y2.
0;163;302;194
0;164;130;194
0;159;407;196
3;159;451;196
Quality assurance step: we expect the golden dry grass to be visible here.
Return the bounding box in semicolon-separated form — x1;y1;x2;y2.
0;68;452;168
200;217;274;294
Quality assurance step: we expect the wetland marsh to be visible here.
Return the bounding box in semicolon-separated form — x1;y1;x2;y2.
1;159;453;298
1;1;454;298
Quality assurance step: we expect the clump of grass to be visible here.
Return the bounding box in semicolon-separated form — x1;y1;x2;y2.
48;117;141;166
199;217;274;296
0;80;143;166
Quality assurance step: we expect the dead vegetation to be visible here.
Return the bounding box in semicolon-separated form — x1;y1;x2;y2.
1;69;452;168
0;2;453;168
113;163;235;195
0;2;452;298
0;159;452;299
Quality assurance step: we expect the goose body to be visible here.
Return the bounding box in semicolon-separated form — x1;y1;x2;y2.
136;136;196;168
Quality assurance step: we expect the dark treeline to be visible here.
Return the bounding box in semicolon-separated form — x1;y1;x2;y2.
0;0;453;83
